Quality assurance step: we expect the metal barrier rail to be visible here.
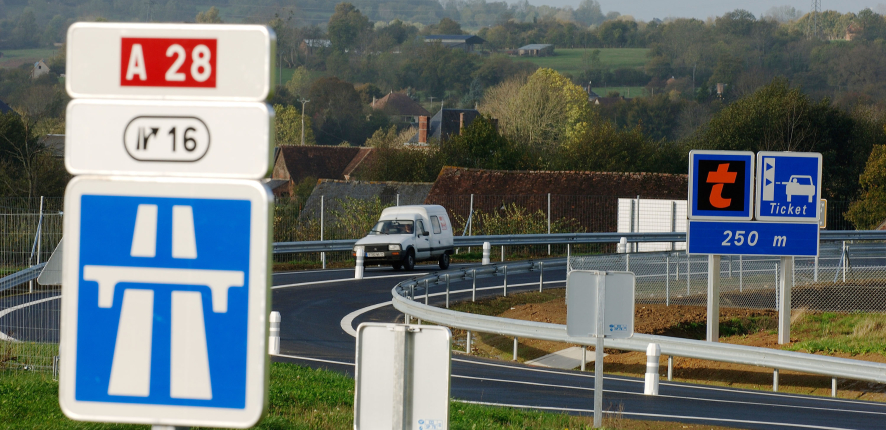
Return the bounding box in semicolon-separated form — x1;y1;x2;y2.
273;231;886;254
390;260;886;385
0;262;46;293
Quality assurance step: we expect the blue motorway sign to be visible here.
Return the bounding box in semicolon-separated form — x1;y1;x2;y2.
687;220;819;256
60;177;270;426
688;150;754;221
755;151;822;222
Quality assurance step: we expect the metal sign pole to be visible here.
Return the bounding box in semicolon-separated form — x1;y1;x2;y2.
778;256;793;344
391;325;408;430
593;273;606;428
707;255;720;342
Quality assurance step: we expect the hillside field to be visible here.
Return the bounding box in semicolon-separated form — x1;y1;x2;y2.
0;48;58;69
511;47;650;76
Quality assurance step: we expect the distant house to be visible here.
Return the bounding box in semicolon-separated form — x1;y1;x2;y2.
271;146;374;198
424;35;485;53
408;108;481;145
30;60;50;80
371;92;430;126
517;44;554;57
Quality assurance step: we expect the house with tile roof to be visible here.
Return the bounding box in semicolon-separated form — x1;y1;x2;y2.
271;146;375;199
407;108;481;145
371;92;430;126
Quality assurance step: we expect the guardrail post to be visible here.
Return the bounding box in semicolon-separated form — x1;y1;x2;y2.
513;337;518;361
466;331;472;354
482;242;490;265
667;356;673;381
503;266;508;297
472;269;477;302
539;261;544;292
445;274;450;309
707;255;720;342
773;368;779;392
354;246;364;280
644;343;660;395
832;378;837;397
268;311;281;355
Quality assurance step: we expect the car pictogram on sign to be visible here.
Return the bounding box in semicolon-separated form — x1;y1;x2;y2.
783;175;815;203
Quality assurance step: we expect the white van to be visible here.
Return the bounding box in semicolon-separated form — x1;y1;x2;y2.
354;205;455;270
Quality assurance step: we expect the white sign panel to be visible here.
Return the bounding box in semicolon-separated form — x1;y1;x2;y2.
355;323;450;430
59;176;272;427
566;271;635;338
755;151;823;223
65;99;273;178
66;23;275;101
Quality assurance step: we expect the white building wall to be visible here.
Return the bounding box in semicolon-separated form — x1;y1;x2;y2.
617;198;687;252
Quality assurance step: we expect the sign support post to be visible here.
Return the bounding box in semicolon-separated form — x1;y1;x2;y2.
707;255;720;342
778;256;793;344
593;273;605;429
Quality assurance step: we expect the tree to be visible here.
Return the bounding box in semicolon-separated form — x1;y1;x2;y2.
12;10;40;48
284;66;313;98
433;17;463;35
0;111;67;198
307;77;367;145
845;144;886;229
327;3;372;52
274;104;315;146
574;0;605;26
196;6;223;23
440;115;519;170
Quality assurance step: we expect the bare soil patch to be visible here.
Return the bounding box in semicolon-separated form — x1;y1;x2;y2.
453;288;886;402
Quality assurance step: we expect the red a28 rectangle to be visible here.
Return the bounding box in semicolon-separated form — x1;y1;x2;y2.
120;38;217;88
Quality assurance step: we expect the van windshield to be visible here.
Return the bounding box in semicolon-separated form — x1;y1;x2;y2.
369;220;414;235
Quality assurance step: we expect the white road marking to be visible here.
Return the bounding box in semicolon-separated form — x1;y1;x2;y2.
272;272;429;290
455;400;853;430
0;295;61;341
272;353;354;367
340;301;393;336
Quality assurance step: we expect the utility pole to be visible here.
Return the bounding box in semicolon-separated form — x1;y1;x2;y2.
299;99;309;146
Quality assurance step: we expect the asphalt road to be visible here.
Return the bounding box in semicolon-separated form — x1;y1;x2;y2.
270;261;886;430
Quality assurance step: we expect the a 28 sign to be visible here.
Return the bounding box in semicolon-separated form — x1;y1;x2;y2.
66;23;275;101
121;38;217;88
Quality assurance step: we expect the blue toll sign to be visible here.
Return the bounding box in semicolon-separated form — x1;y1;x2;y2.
755;152;822;222
688;150;755;221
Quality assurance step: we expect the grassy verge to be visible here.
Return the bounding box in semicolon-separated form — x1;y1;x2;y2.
0;362;736;429
787;311;886;355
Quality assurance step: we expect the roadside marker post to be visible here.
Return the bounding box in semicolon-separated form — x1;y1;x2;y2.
566;270;635;428
59;22;275;428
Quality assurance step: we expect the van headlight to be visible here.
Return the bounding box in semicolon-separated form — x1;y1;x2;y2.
389;244;401;251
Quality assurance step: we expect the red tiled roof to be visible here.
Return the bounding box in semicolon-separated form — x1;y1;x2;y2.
372;92;430;117
273;146;363;182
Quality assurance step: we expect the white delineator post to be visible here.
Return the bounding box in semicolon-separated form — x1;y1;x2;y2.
644;343;660;395
482;242;490;265
354;246;364;280
268;311;280;355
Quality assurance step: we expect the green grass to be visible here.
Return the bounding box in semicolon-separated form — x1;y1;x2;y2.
0;362;634;429
593;86;647;98
0;48;59;68
511;48;649;76
786;311;886;356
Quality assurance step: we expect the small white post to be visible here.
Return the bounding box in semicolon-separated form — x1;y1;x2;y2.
832;378;837;397
644;343;661;395
268;311;281;355
539;261;544;292
320;195;325;269
482;242;491;265
581;347;587;371
773;368;779;392
466;331;472;353
396;194;399;206
445;274;450;308
503;266;508;297
667;356;673;381
512;337;518;361
354;246;364;280
501;245;505;262
472;269;477;302
617;237;627;254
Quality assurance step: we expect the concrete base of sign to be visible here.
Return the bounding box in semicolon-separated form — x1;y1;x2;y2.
525;346;607;370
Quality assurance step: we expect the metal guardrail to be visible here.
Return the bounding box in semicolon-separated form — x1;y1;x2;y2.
390;260;886;385
0;263;46;293
273;231;886;254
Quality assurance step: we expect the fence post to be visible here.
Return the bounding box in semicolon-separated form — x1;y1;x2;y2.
686;255;691;295
739;255;743;292
666;255;670;306
547;193;551;256
320;195;325;269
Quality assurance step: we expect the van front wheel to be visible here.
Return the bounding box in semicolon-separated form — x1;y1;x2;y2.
403;250;415;271
439;253;450;270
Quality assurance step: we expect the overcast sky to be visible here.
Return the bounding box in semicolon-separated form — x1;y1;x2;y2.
519;1;886;22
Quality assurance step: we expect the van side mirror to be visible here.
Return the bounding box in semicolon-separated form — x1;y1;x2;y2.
422;231;429;236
